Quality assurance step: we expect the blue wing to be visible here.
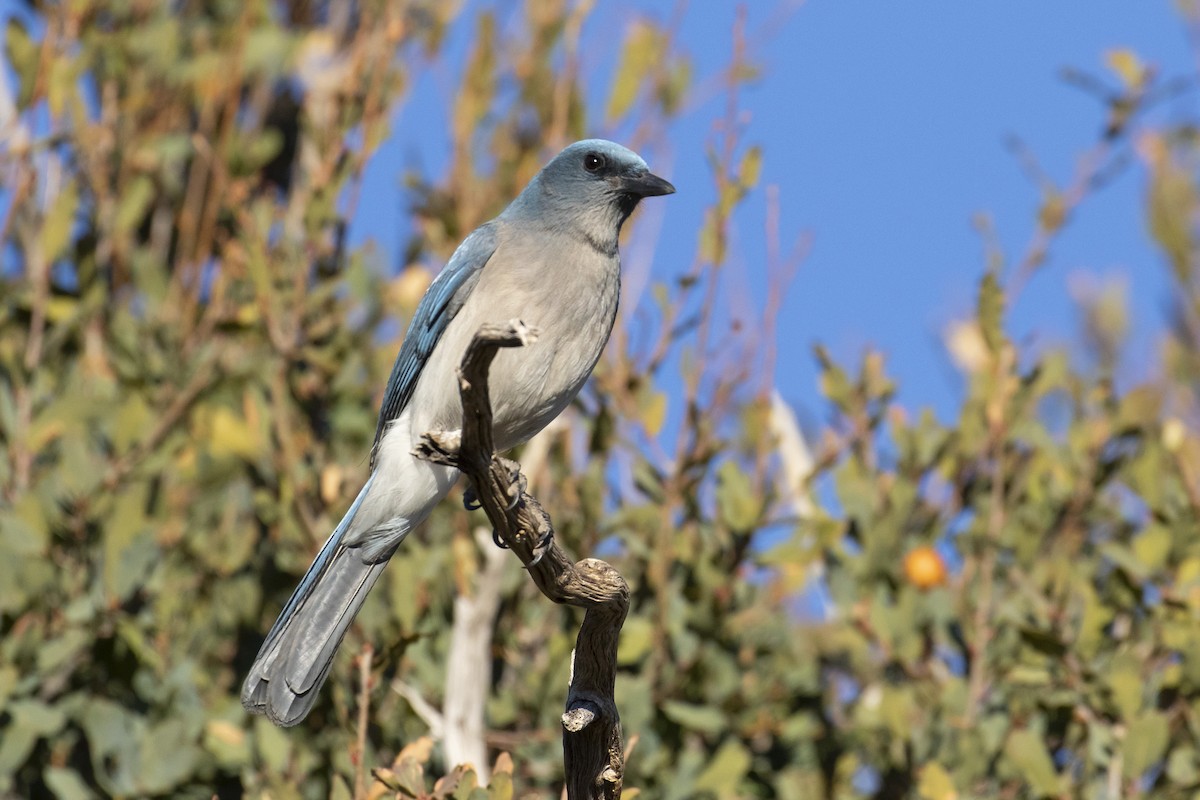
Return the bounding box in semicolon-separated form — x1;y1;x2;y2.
370;222;499;464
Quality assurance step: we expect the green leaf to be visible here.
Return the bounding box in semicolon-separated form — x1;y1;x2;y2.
41;179;79;263
243;27;293;77
636;388;667;436
37;628;88;673
0;700;66;775
487;769;514;800
662;700;726;735
43;767;97;800
697;207;724;264
814;344;854;410
716;460;759;532
632;457;666;503
1037;189;1066;233
80;699;140;795
1132;523;1172;572
0;491;49;555
693;739;750;795
658;57;692;115
917;762;957;800
329;775;353;800
104;480;158;602
115;618;164;673
617;616;654;666
978;271;1005;352
203;718;250;769
1018;626;1067;658
1167;745;1198;786
1003;728;1060;797
253;716;292;773
738;146;763;191
1148;149;1197;283
0;666;18;714
1123;711;1169;778
1106;652;1144;720
134;718;202;793
47;56;77;119
5;19;38;107
389;755;428;797
115;176;156;235
606;21;663;121
449;766;480;798
9;699;66;735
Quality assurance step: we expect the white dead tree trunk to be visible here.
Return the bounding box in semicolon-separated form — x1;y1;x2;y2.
441;420;560;781
440;525;507;781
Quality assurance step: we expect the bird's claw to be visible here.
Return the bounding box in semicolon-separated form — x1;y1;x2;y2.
497;457;526;510
471;459;532;552
525;525;555;568
462;485;483;511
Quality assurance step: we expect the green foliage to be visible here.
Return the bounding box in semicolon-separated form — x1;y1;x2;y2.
3;2;1200;799
792;63;1200;794
370;738;516;800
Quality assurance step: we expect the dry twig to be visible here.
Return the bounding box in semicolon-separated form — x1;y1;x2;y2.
414;320;630;800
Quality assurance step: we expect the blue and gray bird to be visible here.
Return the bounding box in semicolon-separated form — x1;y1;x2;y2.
242;139;674;726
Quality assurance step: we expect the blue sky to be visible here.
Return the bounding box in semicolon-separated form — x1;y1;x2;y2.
5;2;1185;429
349;1;1196;428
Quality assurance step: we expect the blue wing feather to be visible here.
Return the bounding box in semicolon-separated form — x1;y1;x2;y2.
370;222;499;464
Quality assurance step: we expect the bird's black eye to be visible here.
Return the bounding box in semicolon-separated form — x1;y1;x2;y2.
584;153;606;173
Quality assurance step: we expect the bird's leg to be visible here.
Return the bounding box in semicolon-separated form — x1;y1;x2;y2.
482;458;528;550
525;506;555;567
497;457;526;510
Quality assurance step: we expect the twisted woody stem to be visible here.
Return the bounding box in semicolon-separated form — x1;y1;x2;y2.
414;320;630;800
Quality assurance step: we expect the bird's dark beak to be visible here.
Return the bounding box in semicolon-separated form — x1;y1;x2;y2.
619;171;676;197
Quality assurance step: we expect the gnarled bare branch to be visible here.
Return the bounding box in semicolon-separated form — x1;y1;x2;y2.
414;320;630;800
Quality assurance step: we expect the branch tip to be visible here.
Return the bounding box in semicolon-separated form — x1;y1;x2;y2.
562;707;597;732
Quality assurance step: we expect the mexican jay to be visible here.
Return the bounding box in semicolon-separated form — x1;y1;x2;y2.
242;139;674;726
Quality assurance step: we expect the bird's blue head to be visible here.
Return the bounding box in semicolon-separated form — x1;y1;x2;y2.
505;139;675;240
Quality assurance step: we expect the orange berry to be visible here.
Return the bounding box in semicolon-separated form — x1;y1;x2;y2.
904;546;948;590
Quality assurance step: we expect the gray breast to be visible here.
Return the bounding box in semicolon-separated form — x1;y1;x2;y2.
409;232;620;452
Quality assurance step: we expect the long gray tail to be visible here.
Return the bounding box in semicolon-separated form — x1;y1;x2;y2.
242;474;393;727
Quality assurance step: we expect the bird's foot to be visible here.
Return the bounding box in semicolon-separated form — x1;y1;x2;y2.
491;526;510;550
414;429;462;467
462;484;483;511
497;457;526;510
526;522;555;567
